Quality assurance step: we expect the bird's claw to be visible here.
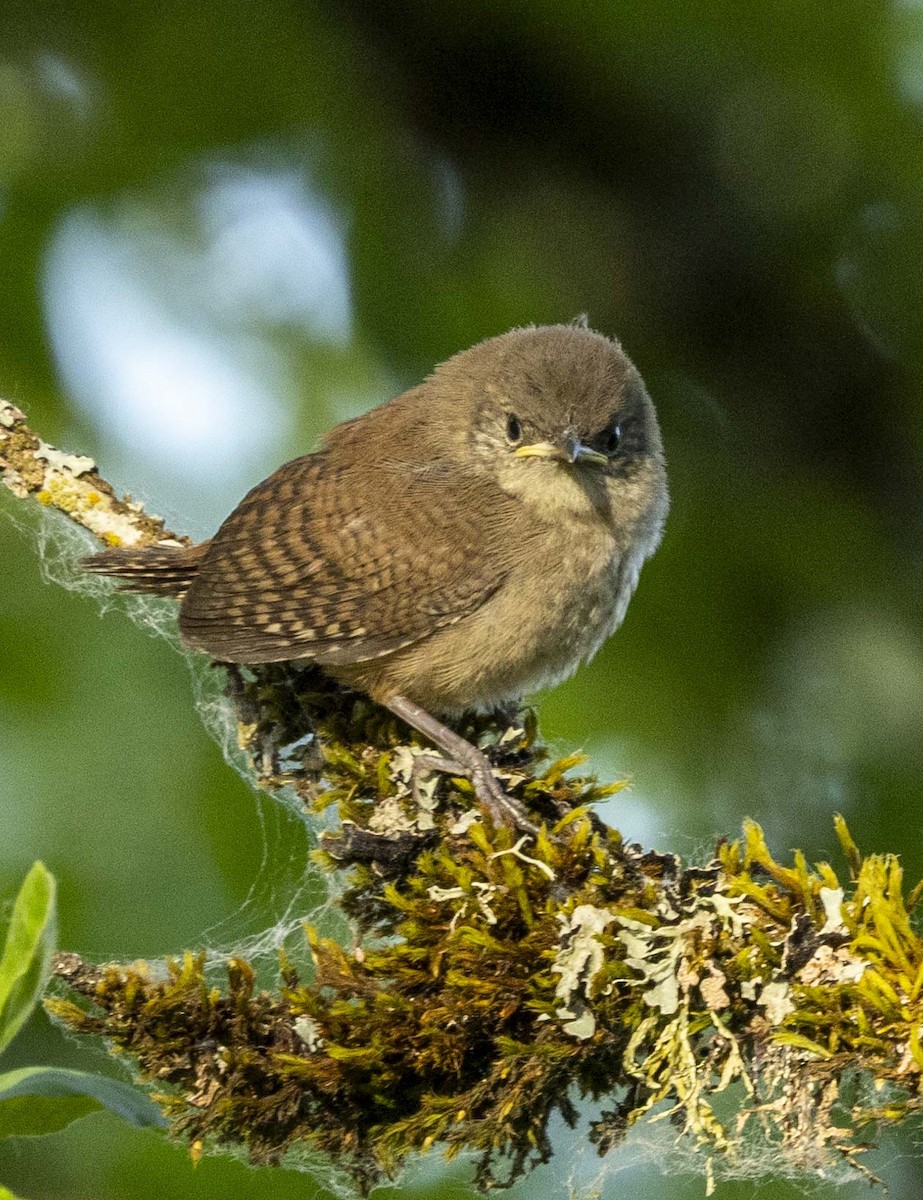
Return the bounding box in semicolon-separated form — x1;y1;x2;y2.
413;751;538;837
470;762;540;837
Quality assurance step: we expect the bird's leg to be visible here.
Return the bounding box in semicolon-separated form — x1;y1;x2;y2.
384;694;539;836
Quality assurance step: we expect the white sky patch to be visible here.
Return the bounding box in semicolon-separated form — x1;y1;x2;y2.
34;52;96;121
430;150;465;244
197;166;353;342
589;735;671;851
42;207;290;478
893;0;923;106
41;163;357;527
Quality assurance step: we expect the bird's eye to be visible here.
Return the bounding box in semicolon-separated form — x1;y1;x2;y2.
506;413;522;444
605;424;622;454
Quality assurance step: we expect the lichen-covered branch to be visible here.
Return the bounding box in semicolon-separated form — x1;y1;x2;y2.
0;401;186;549
5;403;923;1192
46;803;923;1193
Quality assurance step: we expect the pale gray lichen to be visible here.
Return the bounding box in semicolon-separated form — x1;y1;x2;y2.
757;979;796;1023
293;1016;324;1052
550;904;616;1039
385;745;440;831
33;439;97;478
0;401;26;429
617;914;690;1015
818;885;846;934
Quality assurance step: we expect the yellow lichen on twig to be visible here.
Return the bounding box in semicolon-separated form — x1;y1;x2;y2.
0;401;185;549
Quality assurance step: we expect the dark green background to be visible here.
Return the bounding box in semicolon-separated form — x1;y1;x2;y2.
1;1;922;1196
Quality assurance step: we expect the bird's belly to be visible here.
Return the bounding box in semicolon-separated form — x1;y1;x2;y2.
494;547;629;698
359;523;635;713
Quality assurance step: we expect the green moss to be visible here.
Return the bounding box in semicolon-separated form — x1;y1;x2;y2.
47;675;923;1192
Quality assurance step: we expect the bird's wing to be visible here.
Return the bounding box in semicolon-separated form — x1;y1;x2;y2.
178;452;514;664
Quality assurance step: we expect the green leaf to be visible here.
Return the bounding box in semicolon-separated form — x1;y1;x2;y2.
0;1093;99;1139
0;863;57;1055
0;1066;167;1137
0;1186;24;1199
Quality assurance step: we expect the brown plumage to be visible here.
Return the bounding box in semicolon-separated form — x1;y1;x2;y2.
85;324;668;831
91;541;211;597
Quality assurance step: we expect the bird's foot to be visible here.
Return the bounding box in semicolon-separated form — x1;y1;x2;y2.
468;757;540;837
385;694;540;837
412;749;538;837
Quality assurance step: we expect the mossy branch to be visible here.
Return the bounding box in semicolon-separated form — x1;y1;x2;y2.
4;402;923;1193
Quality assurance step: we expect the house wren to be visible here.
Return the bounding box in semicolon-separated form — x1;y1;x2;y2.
85;324;668;832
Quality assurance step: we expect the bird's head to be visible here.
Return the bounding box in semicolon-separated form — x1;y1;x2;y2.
433;323;669;548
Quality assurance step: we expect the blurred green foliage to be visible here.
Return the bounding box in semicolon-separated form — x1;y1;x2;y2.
0;0;921;1196
0;862;165;1157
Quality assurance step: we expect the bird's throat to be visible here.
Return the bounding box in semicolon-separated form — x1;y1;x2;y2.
503;461;612;521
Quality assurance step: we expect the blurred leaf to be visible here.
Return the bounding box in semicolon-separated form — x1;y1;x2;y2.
0;1067;167;1136
0;1094;98;1140
0;864;56;1056
0;1186;24;1199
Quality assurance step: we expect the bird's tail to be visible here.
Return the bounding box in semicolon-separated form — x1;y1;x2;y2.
82;541;211;598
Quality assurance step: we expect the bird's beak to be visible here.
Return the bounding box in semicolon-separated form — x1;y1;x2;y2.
513;441;560;460
514;438;608;468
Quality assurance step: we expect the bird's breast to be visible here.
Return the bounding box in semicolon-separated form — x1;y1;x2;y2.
361;506;636;713
497;512;630;695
